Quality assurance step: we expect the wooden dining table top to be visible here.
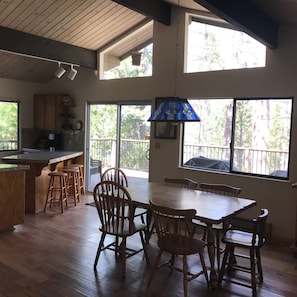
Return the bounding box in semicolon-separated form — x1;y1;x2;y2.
127;182;256;225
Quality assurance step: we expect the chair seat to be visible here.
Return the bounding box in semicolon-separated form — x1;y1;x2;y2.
117;205;146;218
222;229;262;247
134;207;147;217
158;236;205;255
100;221;147;237
194;220;223;230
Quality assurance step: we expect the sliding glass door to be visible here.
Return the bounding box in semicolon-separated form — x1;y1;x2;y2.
86;102;151;192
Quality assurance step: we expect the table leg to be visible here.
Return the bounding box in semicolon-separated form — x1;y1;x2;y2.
206;223;218;288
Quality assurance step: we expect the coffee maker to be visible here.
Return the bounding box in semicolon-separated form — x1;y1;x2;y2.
48;133;62;151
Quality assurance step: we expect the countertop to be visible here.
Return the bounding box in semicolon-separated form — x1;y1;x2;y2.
0;163;29;172
1;150;83;165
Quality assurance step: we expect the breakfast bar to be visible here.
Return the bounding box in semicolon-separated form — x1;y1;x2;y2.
2;151;83;213
0;164;29;232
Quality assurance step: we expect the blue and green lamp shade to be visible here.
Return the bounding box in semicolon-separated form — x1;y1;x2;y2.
148;98;200;122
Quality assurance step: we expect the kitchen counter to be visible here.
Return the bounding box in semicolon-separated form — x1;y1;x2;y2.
0;164;29;232
2;150;84;213
0;163;29;172
2;150;83;165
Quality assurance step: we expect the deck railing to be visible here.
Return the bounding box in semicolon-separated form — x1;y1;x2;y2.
86;138;289;175
1;137;287;175
90;138;150;172
183;144;289;175
0;140;18;150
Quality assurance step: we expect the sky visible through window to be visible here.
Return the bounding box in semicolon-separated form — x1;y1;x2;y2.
186;20;266;73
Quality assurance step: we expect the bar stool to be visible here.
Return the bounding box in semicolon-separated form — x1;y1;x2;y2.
67;164;85;194
62;166;80;206
44;171;68;213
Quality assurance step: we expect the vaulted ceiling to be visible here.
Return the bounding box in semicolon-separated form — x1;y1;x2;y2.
0;0;296;83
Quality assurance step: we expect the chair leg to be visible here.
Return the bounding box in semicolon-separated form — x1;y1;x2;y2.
139;230;149;263
140;213;145;224
147;249;163;287
94;232;106;269
121;237;127;278
182;255;189;297
227;246;235;271
170;254;176;266
115;236;119;256
44;177;54;213
218;244;231;284
216;230;221;270
250;248;257;297
256;248;263;283
202;227;207;241
199;251;210;286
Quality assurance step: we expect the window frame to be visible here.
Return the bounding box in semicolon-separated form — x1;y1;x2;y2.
181;97;293;180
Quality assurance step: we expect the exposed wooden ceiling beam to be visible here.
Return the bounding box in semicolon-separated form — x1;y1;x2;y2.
0;26;97;69
112;0;171;25
193;0;278;49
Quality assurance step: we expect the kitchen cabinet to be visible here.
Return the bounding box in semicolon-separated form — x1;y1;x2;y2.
0;164;28;232
34;94;70;130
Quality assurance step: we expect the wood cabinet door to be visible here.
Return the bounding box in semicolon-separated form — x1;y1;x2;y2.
34;94;66;130
34;95;46;129
0;171;25;231
44;95;57;130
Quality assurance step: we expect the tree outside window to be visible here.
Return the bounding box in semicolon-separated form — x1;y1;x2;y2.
182;98;292;179
0;101;19;151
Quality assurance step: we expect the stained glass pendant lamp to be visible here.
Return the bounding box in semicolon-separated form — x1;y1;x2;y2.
148;98;200;122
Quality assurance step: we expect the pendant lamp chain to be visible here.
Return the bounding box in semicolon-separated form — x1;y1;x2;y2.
174;1;181;97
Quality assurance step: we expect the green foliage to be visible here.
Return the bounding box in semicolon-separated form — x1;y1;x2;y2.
0;101;18;150
234;100;253;147
104;44;153;79
184;98;292;175
89;103;150;171
90;104;117;138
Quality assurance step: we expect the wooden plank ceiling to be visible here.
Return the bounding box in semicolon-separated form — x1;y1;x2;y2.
0;0;296;83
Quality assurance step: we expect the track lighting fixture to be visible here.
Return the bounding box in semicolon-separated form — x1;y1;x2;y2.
68;64;78;80
54;62;66;78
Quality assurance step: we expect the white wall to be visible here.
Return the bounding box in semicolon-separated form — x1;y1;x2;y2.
0;7;297;243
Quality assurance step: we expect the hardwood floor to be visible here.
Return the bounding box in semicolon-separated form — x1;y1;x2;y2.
0;193;297;297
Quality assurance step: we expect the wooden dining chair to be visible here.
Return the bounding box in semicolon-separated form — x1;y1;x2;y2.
147;202;209;297
197;182;242;269
163;177;199;189
218;208;269;297
145;177;199;241
101;167;147;224
93;180;149;278
101;167;128;186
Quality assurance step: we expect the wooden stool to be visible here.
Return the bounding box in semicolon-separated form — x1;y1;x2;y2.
67;164;85;194
62;166;80;206
44;172;68;213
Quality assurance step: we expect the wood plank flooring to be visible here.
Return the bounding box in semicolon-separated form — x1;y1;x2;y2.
0;193;297;297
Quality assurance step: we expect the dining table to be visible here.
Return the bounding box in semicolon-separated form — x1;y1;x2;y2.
127;182;257;289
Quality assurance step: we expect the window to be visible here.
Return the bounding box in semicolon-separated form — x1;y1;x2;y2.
86;103;151;191
99;20;153;80
185;16;266;73
103;43;153;79
0;100;19;151
182;98;293;179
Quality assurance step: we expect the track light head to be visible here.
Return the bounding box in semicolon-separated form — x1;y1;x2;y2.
54;62;66;78
68;65;78;80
